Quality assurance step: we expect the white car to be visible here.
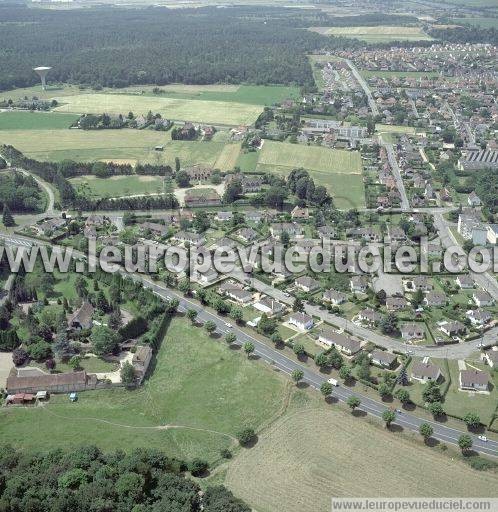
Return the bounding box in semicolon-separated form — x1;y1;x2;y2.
478;435;488;442
225;322;232;328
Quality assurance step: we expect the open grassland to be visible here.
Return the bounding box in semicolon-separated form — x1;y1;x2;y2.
319;26;433;43
53;93;263;125
452;17;498;29
225;401;498;512
213;143;242;171
0;317;288;461
256;141;364;208
0;128;227;167
70;174;166;198
0;111;78;130
146;84;300;106
376;124;416;134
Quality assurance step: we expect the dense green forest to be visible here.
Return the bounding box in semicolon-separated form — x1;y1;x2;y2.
0;171;44;213
0;445;250;511
428;25;498;45
0;5;361;91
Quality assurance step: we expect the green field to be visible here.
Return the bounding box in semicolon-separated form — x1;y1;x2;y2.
0;317;287;461
256;141;364;208
70;174;166;198
452;17;498;29
53;93;263;125
0;128;227;167
360;70;439;79
316;26;433;43
147;84;300;106
0;111;79;130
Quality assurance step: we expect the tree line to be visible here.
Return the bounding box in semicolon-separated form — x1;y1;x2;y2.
0;5;362;92
0;444;250;511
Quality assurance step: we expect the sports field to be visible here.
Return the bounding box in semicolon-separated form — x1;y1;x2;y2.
70;174;166;198
321;26;433;43
256;141;364;208
0;111;78;130
53;93;263;125
225;404;498;512
0;128;227;168
0;317;287;461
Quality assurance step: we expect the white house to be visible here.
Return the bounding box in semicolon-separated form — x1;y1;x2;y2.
411;361;442;383
288;312;314;331
473;290;494;307
318;329;361;355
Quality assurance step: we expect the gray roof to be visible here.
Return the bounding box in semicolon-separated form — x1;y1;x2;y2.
412;361;441;380
319;329;361;353
460;369;489;387
371;350;397;365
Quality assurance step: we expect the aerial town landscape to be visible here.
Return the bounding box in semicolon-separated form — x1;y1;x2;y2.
0;0;497;510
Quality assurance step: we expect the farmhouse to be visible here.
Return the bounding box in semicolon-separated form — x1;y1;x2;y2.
288;312;314;331
7;367;98;394
370;350;397;369
459;369;489;392
185;165;213;181
184;189;221;207
132;345;153;385
411;361;442;383
67;302;94;330
318;329;361;355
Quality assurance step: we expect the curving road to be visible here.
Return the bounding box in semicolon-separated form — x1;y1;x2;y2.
0;232;497;457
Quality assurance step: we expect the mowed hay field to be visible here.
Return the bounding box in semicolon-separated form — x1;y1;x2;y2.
225;405;498;512
0;128;228;168
256;140;365;208
53;93;263;125
70;174;166;198
0;111;78;130
0;317;288;461
214;143;242;171
323;26;433;42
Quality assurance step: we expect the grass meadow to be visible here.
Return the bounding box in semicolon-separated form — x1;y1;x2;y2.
256;141;365;208
0;111;78;130
70;174;167;198
0;128;229;168
319;26;433;43
0;317;288;461
53;93;263;125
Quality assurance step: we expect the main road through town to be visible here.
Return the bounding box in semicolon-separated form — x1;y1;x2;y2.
0;232;497;457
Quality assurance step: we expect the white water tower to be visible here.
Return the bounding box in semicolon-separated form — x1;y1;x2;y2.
33;66;52;90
